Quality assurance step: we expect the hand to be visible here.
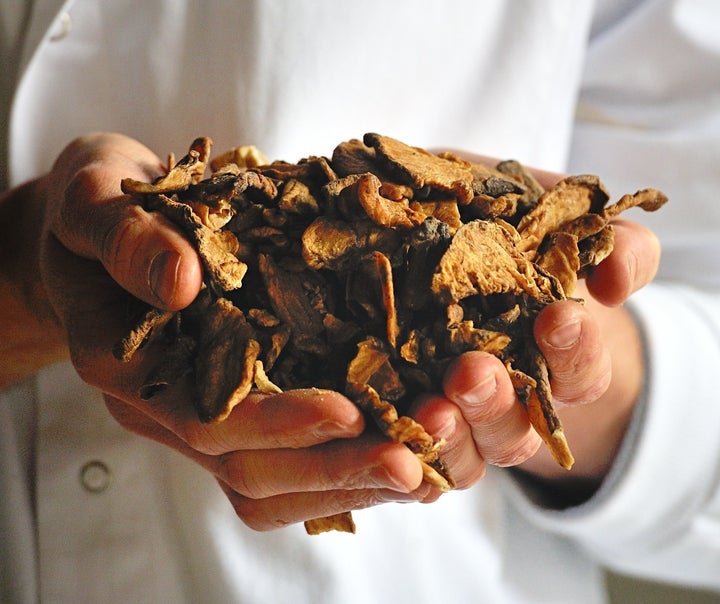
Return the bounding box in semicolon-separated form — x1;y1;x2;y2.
410;180;661;497
37;133;430;530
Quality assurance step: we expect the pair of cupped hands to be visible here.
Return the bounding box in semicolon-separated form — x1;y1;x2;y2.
38;133;660;529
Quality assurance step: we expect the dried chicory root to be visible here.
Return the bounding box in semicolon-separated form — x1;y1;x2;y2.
115;134;667;534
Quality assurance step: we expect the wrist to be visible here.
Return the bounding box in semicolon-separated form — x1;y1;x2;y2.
0;178;68;389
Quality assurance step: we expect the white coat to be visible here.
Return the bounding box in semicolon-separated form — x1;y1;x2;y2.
2;1;719;602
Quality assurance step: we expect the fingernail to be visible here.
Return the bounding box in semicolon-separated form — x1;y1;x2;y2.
149;250;181;306
311;420;357;440
546;319;581;349
455;374;497;406
377;490;421;503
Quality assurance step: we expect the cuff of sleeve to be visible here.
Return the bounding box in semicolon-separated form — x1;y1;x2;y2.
505;282;720;561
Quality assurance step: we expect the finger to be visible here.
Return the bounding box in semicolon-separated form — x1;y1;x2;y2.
585;219;661;307
107;393;423;504
171;388;367;456
105;392;216;468
213;436;423;499
219;482;431;532
107;390;378;488
106;390;362;462
410;395;486;489
49;134;202;310
534;299;612;406
106;393;417;498
442;351;541;467
105;371;366;455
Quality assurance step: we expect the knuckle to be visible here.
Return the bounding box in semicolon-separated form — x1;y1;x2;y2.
555;371;611;405
462;391;509;425
215;453;263;499
334;488;385;512
487;436;541;468
100;205;148;276
551;348;611;405
231;498;287;532
179;421;223;455
443;460;487;490
60;164;104;233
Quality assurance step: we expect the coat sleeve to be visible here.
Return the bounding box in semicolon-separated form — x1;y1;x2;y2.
507;0;720;591
508;284;720;590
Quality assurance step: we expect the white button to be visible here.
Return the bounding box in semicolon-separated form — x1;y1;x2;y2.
80;460;111;493
49;12;73;42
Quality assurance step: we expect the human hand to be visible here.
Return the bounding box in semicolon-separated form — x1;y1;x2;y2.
39;133;430;530
410;170;661;496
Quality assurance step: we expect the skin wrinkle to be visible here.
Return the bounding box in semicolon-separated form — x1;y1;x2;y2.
624;247;639;301
148;249;181;307
552;329;611;406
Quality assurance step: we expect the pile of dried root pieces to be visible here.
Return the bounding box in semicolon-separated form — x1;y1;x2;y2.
116;133;667;534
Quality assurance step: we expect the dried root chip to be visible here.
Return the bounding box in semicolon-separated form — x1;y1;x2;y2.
516;175;610;254
121;137;212;195
112;305;176;363
115;134;667;533
431;220;560;305
210;144;268;172
364;133;475;204
149;194;248;293
253;360;283;394
139;333;196;400
194;298;260;422
305;512;356;535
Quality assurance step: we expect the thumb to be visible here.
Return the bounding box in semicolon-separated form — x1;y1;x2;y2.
100;202;203;310
50;133;203;310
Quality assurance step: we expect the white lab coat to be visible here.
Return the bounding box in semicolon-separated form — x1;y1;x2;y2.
1;1;719;603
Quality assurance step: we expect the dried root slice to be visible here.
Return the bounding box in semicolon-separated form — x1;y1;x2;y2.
149;194;248;293
304;512;356;535
139;333;196;400
431;220;560;305
507;352;574;470
112;307;176;362
121;136;212;195
254;360;283;394
526;390;574;470
194;298;260;422
363;132;475;204
372;251;400;349
210;144;269;172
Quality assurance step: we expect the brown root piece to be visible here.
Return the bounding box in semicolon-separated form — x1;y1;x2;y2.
364;133;475;204
258;254;328;355
603;188;668;218
516;175;610;253
121;137;212;195
354;173;426;229
305;512;356;535
210;144;268;172
150;194;247;293
535;232;581;297
194;298;260;422
112;306;176;362
139;333;196;400
372;252;400;349
431;220;560;305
